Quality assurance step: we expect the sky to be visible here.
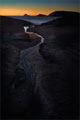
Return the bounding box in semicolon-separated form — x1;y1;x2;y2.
0;0;79;15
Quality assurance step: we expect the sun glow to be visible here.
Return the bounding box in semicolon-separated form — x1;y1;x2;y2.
0;5;53;16
0;4;79;16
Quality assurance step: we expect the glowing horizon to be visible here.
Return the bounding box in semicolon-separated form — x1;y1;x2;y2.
0;0;79;16
0;6;52;16
0;7;79;16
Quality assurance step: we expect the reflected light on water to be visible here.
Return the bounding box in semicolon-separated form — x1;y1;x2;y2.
24;26;29;32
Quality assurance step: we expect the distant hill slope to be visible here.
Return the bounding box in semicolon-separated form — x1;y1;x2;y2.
49;11;79;17
36;14;47;17
42;11;79;26
0;16;32;33
24;14;30;16
24;14;47;17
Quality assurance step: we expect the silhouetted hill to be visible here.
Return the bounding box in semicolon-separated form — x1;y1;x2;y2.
36;14;47;17
28;11;79;118
24;14;46;17
24;14;30;16
49;11;79;17
42;11;79;26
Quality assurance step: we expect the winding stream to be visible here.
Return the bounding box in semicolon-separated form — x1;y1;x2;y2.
20;26;44;84
20;27;44;59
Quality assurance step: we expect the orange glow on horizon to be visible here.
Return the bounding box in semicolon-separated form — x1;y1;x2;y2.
0;6;53;16
0;5;79;16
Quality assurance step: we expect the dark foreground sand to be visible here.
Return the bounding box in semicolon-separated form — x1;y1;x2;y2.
27;12;79;119
0;16;41;119
1;12;79;119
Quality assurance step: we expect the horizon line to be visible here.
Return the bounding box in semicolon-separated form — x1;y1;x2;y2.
0;10;79;16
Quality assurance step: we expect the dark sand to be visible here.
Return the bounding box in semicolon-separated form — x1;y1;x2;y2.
0;16;41;119
1;12;79;119
27;12;79;119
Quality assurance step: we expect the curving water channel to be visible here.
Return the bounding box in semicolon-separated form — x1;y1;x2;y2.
20;26;44;85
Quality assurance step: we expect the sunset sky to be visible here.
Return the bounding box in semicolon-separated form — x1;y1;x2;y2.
0;0;79;16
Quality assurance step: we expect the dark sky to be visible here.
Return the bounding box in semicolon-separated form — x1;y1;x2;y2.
0;0;79;5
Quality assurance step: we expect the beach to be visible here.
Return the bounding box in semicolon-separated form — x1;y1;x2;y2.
0;11;79;119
